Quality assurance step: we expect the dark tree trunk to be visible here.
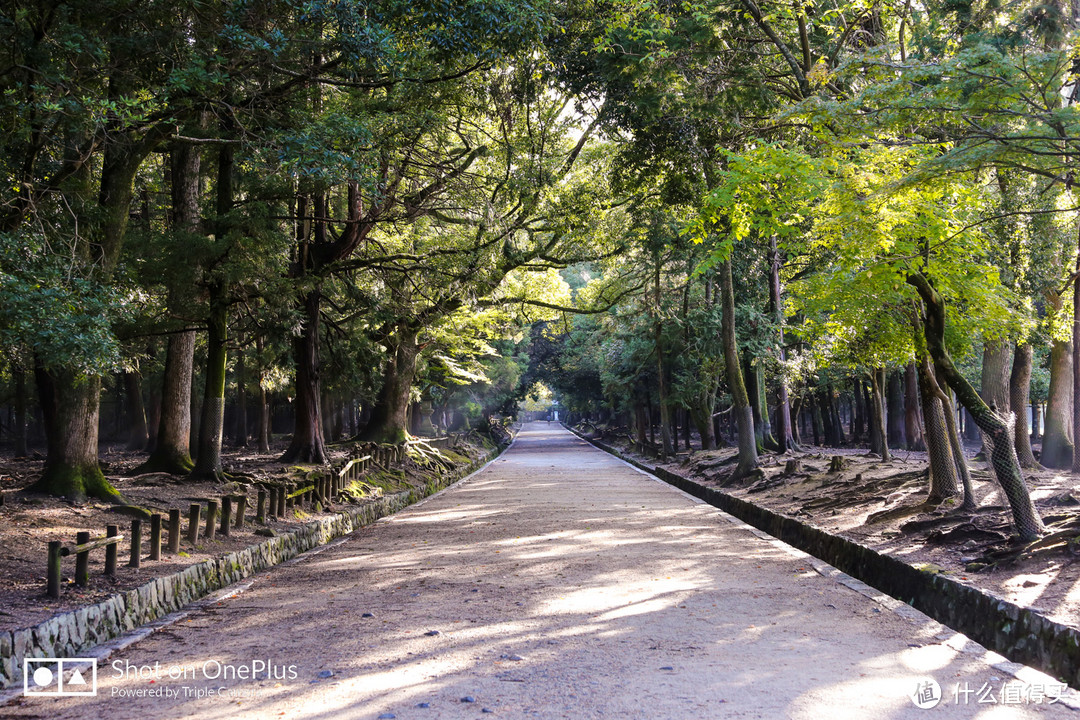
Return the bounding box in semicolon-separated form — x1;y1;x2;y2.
360;327;419;445
870;368;890;461
234;336;248;448
768;236;795;451
140;331;195;473
1042;338;1073;468
887;370;906;448
189;287;228;482
123;371;148;451
138;139;201;474
653;256;673;457
909;274;1044;540
719;257;758;479
12;361;28;457
903;363;925;450
853;378;865;443
1010;343;1041;469
281;289;329;463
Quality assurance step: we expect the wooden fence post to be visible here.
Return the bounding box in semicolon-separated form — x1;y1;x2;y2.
205;499;218;542
188;503;201;544
47;541;63;598
105;524;119;575
149;513;162;560
74;531;90;587
129;519;142;568
168;509;181;554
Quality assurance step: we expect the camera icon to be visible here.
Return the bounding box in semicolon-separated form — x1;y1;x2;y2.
23;658;98;696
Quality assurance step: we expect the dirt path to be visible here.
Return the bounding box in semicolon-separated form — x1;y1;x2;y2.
3;423;1074;719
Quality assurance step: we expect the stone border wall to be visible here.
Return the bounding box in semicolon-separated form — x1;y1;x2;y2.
0;445;504;690
571;428;1080;687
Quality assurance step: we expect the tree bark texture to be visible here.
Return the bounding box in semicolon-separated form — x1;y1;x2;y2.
281;289;329;463
719;257;758;480
360;326;419;445
903;363;925;450
189;288;227;482
917;357;959;501
909;274;1044;540
1042;338;1073;468
1010;343;1042;469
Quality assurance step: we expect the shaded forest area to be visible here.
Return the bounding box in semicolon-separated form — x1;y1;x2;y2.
5;0;1080;576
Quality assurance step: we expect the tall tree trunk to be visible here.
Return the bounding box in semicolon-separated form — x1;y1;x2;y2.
256;336;271;453
123;371;148;451
903;363;925;450
138;140;201;473
719;257;758;480
917;356;959;501
853;378;865;443
1073;236;1080;473
1010;343;1042;469
360;326;419;445
281;289;329;463
12;361;28;457
980;339;1012;457
141;332;196;473
234;335;248;448
909;274;1044;540
189;143;234;482
768;236;795;451
654;258;673;457
886;370;906;448
189;287;228;482
870;368;891;461
1042;338;1073;468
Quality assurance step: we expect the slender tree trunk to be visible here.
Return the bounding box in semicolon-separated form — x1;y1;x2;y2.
719;257;758;480
1010;343;1042;469
768;236;795;451
189;287;228;482
1042;338;1073;468
909;274;1044;540
654;258;673;457
123;371;148;451
853;378;865;443
139;140;201;474
904;362;925;450
870;368;891;461
1073;235;1080;473
256;337;271;453
886;370;906;448
12;361;28;457
234;335;248;447
360;326;419;445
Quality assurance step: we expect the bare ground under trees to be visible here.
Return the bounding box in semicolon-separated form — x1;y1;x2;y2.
0;436;493;634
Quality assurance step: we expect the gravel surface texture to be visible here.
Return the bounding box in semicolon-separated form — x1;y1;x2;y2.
3;423;1074;719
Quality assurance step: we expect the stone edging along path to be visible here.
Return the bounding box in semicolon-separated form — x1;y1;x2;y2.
566;426;1080;691
0;441;510;692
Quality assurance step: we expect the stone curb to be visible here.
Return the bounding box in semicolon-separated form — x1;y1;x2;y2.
0;442;507;691
568;426;1080;691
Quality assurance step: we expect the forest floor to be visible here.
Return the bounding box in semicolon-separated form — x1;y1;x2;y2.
598;431;1080;632
0;436;493;634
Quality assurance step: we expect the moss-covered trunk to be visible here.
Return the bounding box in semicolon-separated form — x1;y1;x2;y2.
32;368;122;503
719;257;758;480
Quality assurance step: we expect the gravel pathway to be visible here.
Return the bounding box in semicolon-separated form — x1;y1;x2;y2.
4;423;1074;719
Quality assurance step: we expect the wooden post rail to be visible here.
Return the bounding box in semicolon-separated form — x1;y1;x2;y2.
46;532;125;598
